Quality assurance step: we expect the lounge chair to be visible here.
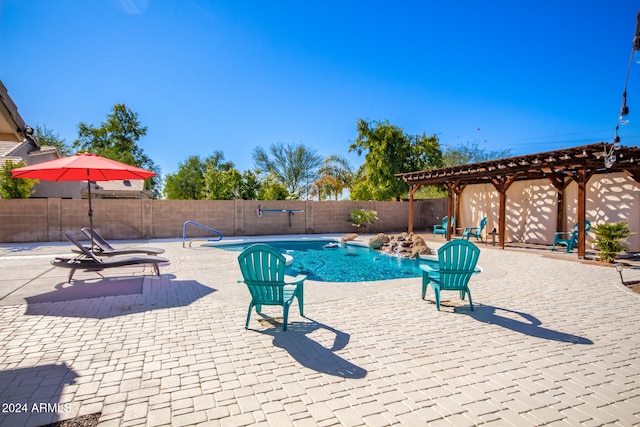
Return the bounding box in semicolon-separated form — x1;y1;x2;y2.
81;227;165;256
420;239;480;311
552;220;591;252
433;216;454;238
52;233;169;283
462;217;487;241
237;244;305;331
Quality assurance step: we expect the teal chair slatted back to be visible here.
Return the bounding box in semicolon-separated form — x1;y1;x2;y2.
463;217;487;241
437;240;480;291
238;244;287;305
433;216;454;237
238;243;305;331
421;239;480;311
568;220;591;249
552;220;591;252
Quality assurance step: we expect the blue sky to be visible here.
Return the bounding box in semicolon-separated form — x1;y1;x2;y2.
2;1;640;177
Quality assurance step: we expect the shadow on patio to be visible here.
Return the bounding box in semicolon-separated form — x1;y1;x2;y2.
254;316;367;379
457;304;594;344
24;276;216;319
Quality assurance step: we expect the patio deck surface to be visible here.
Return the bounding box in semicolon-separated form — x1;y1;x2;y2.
0;234;639;426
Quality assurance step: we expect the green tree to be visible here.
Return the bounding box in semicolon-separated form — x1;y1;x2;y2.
163;156;207;200
348;164;374;200
311;155;355;200
35;124;71;156
73;104;160;196
0;161;37;199
349;119;443;200
257;173;291;200
163;153;233;200
442;141;511;167
238;169;260;200
203;168;243;200
253;142;322;199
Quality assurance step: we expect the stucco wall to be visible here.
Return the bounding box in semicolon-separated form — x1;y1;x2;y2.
459;172;640;252
0;199;441;243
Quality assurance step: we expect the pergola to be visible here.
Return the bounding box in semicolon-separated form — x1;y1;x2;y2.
396;143;640;258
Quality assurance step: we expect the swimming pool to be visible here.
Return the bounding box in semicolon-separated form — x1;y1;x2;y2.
208;239;439;282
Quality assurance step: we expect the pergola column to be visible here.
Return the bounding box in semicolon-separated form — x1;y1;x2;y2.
491;174;519;249
453;182;466;236
567;168;595;258
444;182;455;240
547;173;570;233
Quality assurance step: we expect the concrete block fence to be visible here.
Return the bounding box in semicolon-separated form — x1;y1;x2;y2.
0;198;446;243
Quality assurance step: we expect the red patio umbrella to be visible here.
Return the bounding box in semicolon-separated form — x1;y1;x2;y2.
11;153;156;247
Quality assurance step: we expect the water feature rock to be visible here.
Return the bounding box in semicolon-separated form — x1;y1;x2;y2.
368;233;389;249
341;233;358;243
374;232;431;259
412;236;426;247
410;244;431;259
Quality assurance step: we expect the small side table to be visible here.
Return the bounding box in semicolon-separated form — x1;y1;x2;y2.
487;230;498;246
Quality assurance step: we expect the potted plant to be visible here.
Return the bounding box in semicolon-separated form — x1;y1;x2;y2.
350;209;379;233
590;222;635;263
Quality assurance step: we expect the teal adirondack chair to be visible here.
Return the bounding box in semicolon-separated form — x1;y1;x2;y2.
420;239;480;311
462;217;487;241
552;220;591;252
237;244;306;331
433;216;454;237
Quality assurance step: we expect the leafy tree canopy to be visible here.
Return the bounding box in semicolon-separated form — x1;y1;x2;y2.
257;173;291;200
253;142;323;199
311;155;355;200
349;119;443;200
163;152;233;200
203;168;243;200
203;165;261;200
442;141;511;167
35;125;71;156
73;103;160;197
0;161;37;199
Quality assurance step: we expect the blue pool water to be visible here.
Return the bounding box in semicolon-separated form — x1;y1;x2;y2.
210;240;438;282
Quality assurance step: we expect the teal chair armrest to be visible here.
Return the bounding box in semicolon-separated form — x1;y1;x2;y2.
284;274;307;285
420;264;438;274
284;274;306;317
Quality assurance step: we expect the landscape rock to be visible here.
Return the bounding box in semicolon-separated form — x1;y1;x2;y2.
410;244;431;259
341;233;358;243
368;233;388;249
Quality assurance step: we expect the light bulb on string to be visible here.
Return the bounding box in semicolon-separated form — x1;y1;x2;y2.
619;104;630;125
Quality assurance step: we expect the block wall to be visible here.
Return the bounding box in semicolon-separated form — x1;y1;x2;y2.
0;199;444;243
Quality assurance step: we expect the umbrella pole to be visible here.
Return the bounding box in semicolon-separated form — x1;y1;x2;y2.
87;178;94;251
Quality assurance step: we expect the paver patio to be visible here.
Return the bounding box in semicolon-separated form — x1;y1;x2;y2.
0;235;639;426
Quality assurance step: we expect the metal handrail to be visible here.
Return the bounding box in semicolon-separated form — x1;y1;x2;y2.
182;221;223;247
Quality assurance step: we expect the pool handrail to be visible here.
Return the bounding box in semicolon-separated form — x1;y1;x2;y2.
182;221;223;247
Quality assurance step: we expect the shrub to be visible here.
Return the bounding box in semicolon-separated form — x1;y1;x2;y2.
350;209;379;233
0;161;38;199
590;222;634;263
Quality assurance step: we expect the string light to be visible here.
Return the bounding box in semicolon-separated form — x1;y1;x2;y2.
607;11;640;168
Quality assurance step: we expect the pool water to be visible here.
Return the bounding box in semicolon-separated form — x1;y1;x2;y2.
211;240;438;282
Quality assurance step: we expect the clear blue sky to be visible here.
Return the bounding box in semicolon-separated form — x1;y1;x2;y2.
2;1;640;177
